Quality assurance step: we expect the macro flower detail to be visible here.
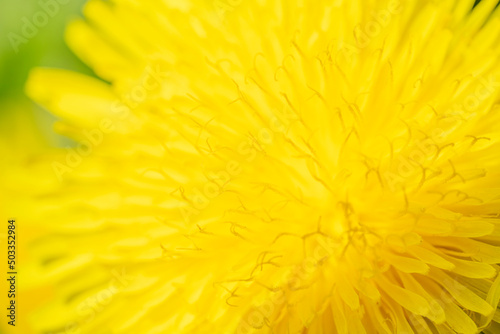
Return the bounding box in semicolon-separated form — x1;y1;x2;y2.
23;0;500;333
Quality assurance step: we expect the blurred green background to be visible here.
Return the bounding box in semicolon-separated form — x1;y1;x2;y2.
0;0;93;150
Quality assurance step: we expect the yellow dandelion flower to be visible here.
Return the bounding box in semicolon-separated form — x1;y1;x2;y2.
19;0;500;333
